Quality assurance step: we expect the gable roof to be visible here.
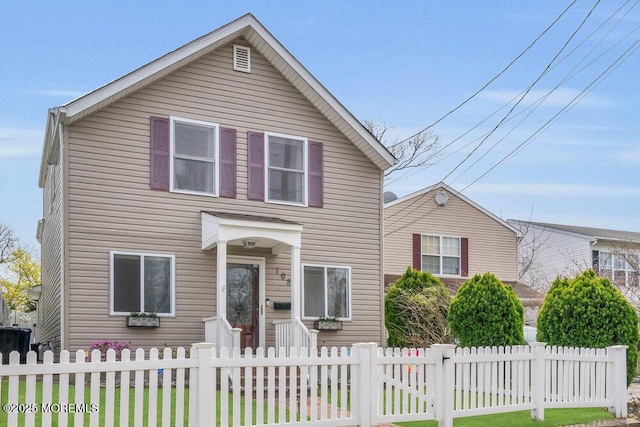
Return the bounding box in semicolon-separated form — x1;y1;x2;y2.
39;13;395;187
385;182;522;237
524;221;640;244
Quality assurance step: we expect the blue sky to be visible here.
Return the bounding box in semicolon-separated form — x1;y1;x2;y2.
1;1;639;250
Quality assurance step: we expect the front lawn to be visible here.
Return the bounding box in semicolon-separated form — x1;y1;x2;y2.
0;379;283;426
1;378;616;427
398;407;614;427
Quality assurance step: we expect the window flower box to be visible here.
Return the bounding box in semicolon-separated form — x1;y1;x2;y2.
313;318;342;331
126;313;160;328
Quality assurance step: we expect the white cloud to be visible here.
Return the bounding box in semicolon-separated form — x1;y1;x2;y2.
467;183;640;198
21;88;86;99
0;127;43;158
477;88;616;109
611;146;640;165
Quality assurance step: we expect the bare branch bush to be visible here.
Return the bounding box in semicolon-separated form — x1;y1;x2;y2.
384;292;453;348
511;216;552;292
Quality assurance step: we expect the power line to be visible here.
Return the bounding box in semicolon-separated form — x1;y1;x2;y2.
451;11;640;183
386;34;640;236
386;0;579;151
387;0;639;187
385;0;602;226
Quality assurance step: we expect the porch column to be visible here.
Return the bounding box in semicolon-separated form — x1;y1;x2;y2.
217;240;228;344
290;245;302;350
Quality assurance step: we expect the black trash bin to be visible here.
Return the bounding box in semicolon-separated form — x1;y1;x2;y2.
0;327;32;364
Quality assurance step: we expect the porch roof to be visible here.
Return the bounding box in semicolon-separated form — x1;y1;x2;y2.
201;211;302;254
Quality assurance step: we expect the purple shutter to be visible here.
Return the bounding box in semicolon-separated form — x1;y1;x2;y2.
247;132;265;200
150;116;170;190
461;237;469;277
219;128;236;198
413;234;422;270
308;141;323;207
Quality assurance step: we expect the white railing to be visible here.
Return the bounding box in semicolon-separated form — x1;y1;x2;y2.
0;342;628;427
272;319;318;353
272;319;290;350
203;316;217;343
202;316;241;350
298;318;319;350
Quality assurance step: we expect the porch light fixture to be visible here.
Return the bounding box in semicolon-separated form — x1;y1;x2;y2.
242;239;257;249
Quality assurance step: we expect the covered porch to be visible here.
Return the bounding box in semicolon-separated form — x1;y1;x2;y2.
200;211;318;351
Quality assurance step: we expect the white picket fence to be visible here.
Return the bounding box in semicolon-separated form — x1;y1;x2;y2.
0;342;628;427
444;343;627;425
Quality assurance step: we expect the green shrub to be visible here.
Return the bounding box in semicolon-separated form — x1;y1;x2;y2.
385;267;453;348
537;269;638;386
448;272;524;347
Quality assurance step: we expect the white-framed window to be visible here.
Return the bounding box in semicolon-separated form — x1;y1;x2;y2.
265;132;307;206
421;235;461;276
110;251;175;316
170;116;219;196
596;250;638;286
302;264;351;320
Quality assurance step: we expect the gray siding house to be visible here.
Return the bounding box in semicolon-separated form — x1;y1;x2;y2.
36;14;395;353
509;220;640;294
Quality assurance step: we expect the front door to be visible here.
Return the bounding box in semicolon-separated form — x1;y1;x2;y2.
226;262;260;349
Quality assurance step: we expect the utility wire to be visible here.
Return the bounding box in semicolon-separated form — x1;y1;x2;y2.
386;0;578;150
387;0;638;187
451;13;640;183
386;35;640;236
385;0;601;225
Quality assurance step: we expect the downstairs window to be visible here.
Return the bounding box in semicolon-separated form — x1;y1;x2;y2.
303;265;351;320
110;252;175;315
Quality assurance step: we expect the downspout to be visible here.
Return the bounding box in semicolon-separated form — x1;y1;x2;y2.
379;170;386;346
58;117;67;351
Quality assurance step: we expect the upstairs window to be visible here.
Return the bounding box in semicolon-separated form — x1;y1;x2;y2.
170;117;218;196
303;265;351;320
595;250;638;286
265;132;307;205
110;252;175;315
422;235;461;276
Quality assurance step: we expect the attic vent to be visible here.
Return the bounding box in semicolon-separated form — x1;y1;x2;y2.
233;45;251;73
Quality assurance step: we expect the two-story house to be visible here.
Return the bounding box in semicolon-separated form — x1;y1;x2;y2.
384;183;543;324
36;14;395;354
509;220;640;294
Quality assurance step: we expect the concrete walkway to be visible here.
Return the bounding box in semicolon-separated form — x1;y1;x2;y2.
564;381;640;427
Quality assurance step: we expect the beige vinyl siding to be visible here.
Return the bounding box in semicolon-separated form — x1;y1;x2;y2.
39;160;63;352
384;188;519;281
65;39;383;352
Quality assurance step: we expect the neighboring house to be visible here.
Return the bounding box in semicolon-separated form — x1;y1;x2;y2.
36;14;395;354
509;220;640;296
384;183;543;324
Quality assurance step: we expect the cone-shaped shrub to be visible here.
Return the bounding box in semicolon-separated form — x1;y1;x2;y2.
385;267;452;348
537;269;638;386
448;272;524;347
